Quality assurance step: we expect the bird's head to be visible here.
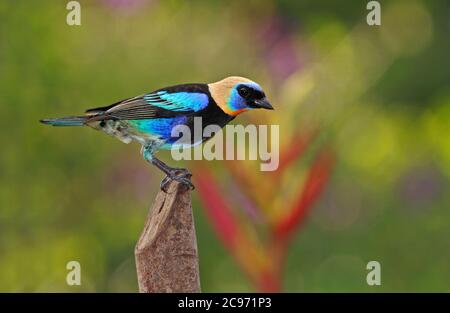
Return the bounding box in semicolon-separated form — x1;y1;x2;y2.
208;76;273;116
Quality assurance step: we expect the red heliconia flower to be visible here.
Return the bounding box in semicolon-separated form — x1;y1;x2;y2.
193;129;334;292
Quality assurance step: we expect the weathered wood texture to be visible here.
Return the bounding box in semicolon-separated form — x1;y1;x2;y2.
135;181;200;293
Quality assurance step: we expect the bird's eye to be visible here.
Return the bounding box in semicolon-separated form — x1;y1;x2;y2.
238;87;251;98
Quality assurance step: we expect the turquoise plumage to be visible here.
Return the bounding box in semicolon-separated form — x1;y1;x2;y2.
144;91;209;112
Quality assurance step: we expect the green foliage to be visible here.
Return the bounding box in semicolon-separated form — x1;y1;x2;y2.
0;0;449;291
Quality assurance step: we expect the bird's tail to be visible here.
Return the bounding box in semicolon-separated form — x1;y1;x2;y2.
40;116;88;127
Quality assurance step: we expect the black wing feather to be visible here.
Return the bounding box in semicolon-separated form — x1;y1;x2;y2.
85;95;191;121
84;83;211;121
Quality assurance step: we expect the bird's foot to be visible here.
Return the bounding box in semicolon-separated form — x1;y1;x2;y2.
160;168;195;192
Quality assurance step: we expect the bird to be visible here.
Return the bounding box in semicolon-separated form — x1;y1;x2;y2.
40;76;274;191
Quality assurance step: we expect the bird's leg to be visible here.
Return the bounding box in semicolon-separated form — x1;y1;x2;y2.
152;157;195;192
142;145;194;192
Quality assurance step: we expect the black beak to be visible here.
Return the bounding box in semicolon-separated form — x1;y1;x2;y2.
254;98;274;110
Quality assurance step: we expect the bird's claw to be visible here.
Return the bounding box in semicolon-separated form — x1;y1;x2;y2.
160;168;195;192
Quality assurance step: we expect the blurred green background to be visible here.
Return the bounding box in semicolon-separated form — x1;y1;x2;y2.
0;0;449;292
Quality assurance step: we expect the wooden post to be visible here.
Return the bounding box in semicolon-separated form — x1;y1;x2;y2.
135;181;201;292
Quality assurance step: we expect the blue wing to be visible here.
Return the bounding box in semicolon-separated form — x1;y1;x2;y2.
143;91;209;112
85;90;209;121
